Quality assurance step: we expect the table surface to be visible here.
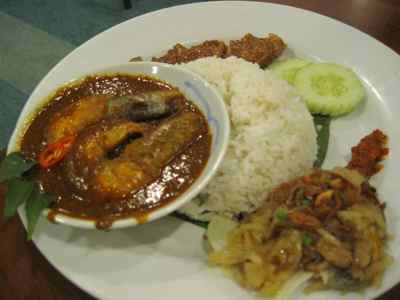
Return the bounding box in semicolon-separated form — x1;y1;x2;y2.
0;0;399;299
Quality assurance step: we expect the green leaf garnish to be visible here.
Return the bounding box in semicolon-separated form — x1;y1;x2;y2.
275;208;288;222
0;151;54;239
302;197;312;207
0;152;36;182
302;232;314;246
25;185;55;240
313;114;331;168
4;178;35;218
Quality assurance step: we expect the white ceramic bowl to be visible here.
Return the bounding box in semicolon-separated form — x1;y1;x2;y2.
8;62;230;229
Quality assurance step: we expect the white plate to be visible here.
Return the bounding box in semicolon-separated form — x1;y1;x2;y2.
14;1;400;299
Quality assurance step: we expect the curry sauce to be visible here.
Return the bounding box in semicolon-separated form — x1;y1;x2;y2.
20;74;211;229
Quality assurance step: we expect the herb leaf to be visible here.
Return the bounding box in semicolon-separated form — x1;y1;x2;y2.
275;208;288;222
25;185;55;240
302;232;314;246
4;178;35;218
0;152;36;182
302;197;312;207
313;114;331;168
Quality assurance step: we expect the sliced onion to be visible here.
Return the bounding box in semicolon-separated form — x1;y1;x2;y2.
273;272;313;300
206;215;238;252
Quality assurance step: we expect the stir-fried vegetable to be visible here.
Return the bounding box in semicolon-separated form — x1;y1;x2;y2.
206;130;390;298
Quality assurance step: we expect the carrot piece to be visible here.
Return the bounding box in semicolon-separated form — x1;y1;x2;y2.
288;211;321;229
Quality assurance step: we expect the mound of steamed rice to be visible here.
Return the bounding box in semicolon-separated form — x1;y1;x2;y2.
179;57;317;221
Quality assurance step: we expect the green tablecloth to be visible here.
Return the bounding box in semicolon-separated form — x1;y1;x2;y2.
0;0;203;148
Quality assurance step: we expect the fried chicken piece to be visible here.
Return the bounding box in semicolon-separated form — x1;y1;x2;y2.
152;40;227;64
228;33;286;67
152;43;188;64
347;129;389;177
140;33;286;67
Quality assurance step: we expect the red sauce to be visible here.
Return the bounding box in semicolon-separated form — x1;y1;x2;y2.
347;129;389;177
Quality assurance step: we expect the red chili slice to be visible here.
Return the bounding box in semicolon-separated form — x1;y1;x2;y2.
38;135;76;168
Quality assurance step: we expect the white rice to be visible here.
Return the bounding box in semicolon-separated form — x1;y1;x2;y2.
179;57;317;221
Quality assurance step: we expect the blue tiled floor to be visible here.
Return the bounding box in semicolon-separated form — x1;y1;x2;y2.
0;79;27;147
0;0;204;46
0;0;204;147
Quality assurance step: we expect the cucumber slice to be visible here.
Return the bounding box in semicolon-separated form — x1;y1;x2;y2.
269;58;312;84
294;63;365;117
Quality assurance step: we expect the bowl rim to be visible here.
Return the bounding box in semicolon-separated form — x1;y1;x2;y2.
8;61;231;229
